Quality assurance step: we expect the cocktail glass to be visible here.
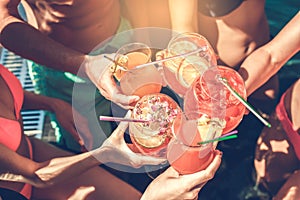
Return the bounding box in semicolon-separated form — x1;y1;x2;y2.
129;93;182;158
167;111;225;174
113;42;162;97
184;65;247;134
161;32;217;97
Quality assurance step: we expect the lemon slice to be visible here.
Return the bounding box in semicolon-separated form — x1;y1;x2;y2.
196;115;211;141
177;56;209;88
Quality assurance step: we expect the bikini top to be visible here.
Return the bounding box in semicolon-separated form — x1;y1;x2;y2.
198;0;244;17
0;64;24;151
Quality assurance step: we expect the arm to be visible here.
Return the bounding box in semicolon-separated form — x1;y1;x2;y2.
0;111;165;188
23;91;93;149
168;0;198;33
121;0;150;28
0;0;138;109
239;11;300;96
0;0;85;74
0;143;104;188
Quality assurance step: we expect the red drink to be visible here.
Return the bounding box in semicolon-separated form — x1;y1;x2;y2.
129;93;181;157
167;112;223;174
184;65;247;134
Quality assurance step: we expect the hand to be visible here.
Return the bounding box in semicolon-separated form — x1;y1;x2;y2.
97;110;166;168
84;54;140;109
141;150;222;200
52;99;93;151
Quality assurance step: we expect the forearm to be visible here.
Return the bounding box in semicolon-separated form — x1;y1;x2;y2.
0;140;108;188
22;90;63;112
34;150;104;187
1;22;86;74
121;0;150;28
168;0;198;33
240;11;300;96
239;48;276;96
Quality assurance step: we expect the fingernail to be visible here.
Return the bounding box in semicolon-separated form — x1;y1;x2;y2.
161;160;168;165
219;151;223;157
79;140;84;146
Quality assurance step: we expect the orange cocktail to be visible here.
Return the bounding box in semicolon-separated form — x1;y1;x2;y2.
162;32;217;97
167;112;224;174
184;65;247;134
114;43;162;97
129;93;181;157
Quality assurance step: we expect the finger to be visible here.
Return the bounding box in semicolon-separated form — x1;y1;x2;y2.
130;154;167;168
67;124;85;146
183;188;201;200
112;92;140;109
162;166;181;177
100;77;140;109
114;120;129;135
72;113;94;149
244;108;250;115
191;181;207;191
127;143;141;153
155;49;166;61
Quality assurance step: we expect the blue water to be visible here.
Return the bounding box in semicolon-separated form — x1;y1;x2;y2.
265;0;300;85
266;0;299;35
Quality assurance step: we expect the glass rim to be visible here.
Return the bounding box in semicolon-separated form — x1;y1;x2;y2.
171;111;224;148
196;65;246;101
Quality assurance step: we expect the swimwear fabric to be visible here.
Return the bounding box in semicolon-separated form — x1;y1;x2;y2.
198;0;244;17
0;64;24;151
0;64;32;199
276;91;300;160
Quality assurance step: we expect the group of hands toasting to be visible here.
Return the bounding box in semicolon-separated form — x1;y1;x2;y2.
81;37;224;199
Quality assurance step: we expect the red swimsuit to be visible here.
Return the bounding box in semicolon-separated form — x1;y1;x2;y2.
0;64;32;199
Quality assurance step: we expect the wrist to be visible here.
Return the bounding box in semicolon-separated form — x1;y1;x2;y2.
80;54;90;78
89;146;110;164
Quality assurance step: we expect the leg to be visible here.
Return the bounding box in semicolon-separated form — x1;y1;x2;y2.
29;138;141;200
274;170;300;200
254;80;300;196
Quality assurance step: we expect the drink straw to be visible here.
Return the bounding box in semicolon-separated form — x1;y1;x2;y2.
220;130;238;138
99;116;149;123
218;77;271;128
198;134;238;145
135;46;208;69
104;55;128;71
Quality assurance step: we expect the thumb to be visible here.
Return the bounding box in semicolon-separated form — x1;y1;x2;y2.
112;110;132;136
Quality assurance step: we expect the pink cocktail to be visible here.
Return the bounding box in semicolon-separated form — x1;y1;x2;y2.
184;65;247;134
167;112;224;174
129;93;181;157
162;32;217;97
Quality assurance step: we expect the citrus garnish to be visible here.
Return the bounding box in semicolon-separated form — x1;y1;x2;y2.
113;55;128;81
177;56;209;88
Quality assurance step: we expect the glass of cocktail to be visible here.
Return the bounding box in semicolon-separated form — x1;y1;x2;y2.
161;32;217;97
184;65;247;134
167;111;225;174
113;42;162;97
129;93;181;158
